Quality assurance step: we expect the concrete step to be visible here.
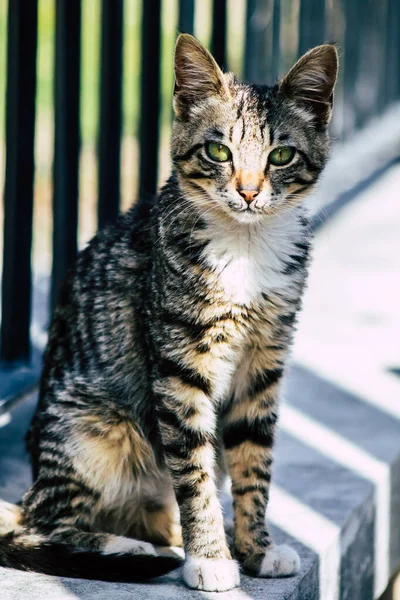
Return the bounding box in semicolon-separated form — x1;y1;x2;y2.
2;354;400;599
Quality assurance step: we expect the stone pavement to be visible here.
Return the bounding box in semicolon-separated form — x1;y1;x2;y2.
1;164;400;599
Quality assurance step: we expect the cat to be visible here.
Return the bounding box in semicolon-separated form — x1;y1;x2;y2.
0;34;337;591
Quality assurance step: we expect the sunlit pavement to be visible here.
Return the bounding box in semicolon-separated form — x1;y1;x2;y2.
295;162;400;416
1;165;400;599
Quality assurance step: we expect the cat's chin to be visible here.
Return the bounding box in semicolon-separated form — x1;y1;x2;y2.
229;209;270;225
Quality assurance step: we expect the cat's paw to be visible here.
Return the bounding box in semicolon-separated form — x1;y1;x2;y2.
258;544;300;577
183;556;240;591
0;500;22;534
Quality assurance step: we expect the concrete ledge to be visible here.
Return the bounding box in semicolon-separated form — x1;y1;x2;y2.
2;356;400;599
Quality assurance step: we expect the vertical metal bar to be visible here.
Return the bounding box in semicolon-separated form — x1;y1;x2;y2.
1;0;38;362
244;0;257;81
138;0;161;197
342;0;361;135
385;0;400;104
325;0;345;141
374;0;388;114
98;0;123;229
178;0;195;34
51;0;82;310
211;0;227;70
298;0;326;56
271;0;281;82
244;0;274;85
346;0;387;129
358;0;373;127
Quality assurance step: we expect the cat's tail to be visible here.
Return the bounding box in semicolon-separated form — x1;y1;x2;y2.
0;531;182;581
0;502;182;582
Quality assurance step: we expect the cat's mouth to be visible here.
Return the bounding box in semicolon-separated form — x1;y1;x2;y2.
229;203;271;223
219;193;277;222
235;199;272;216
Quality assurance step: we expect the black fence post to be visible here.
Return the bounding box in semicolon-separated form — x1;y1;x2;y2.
1;0;38;362
343;0;362;134
138;0;162;197
51;0;82;311
211;0;227;70
244;0;277;85
178;0;195;34
385;0;400;104
271;0;281;81
356;0;387;119
97;0;123;229
298;0;326;57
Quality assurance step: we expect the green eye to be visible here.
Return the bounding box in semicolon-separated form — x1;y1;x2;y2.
269;146;295;166
206;142;232;162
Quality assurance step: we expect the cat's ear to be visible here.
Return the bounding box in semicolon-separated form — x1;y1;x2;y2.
174;33;230;117
279;45;338;125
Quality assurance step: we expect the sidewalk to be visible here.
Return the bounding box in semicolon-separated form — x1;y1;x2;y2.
290;162;400;599
1;164;400;599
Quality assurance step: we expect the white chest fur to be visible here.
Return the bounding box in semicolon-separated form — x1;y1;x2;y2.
202;211;304;306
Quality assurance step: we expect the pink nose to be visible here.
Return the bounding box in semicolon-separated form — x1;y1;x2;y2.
238;188;260;204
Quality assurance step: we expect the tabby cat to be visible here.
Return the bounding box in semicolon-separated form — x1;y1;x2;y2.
0;34;337;591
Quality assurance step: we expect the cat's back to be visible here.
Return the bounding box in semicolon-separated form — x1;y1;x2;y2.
26;199;155;474
42;198;154;397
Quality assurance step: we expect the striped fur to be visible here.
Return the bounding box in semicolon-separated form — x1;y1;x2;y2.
0;35;337;590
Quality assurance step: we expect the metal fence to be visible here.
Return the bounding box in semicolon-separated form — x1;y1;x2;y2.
1;0;399;368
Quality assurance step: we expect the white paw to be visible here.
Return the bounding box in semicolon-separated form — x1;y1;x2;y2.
0;500;22;534
259;544;300;577
103;536;157;556
183;556;240;591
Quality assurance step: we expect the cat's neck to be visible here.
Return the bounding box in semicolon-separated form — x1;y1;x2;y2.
156;175;309;305
201;208;307;303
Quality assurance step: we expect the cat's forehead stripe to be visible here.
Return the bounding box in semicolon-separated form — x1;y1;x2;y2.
231;115;246;146
231;110;271;153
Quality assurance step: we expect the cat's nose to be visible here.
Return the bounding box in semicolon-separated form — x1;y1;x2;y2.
238;187;260;204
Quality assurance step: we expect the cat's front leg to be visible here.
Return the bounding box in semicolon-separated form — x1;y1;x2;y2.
224;361;300;578
154;372;240;591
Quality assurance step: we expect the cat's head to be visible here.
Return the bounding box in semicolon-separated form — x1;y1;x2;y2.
171;34;338;224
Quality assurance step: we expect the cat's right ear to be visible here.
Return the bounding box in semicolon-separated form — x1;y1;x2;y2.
173;34;230;118
279;44;338;125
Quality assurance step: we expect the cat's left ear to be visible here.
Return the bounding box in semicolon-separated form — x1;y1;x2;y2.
173;33;230;118
279;45;338;125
